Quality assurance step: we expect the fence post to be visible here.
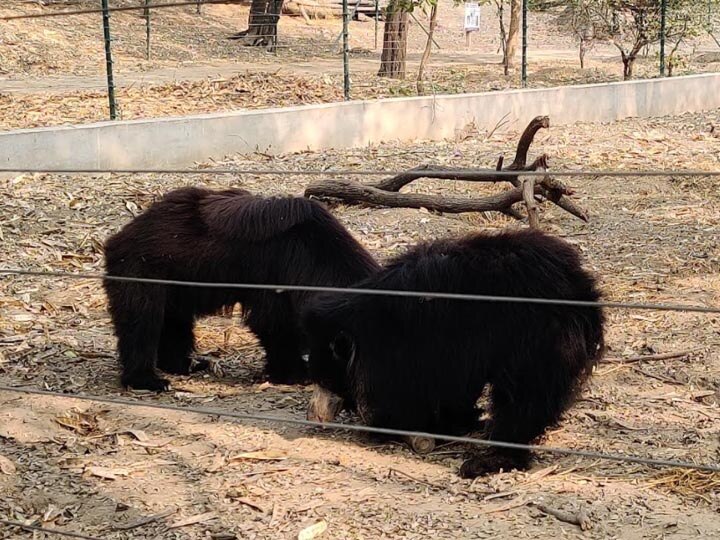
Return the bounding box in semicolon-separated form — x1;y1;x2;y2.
144;0;151;61
342;0;351;100
659;0;667;76
521;0;527;87
374;0;379;50
197;0;202;14
101;0;118;120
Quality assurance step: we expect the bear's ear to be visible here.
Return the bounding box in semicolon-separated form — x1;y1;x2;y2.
330;331;356;366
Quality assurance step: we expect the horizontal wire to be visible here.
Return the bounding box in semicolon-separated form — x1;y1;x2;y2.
2;268;720;314
0;519;104;540
1;0;244;20
1;385;718;473
2;168;720;177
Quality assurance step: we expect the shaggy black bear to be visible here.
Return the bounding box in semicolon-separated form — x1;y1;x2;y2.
103;187;379;392
302;229;605;477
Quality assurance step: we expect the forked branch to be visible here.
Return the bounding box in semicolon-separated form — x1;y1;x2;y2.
305;116;589;226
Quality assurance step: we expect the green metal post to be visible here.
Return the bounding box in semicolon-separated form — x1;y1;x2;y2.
101;0;117;120
145;0;151;61
342;0;351;100
374;0;379;50
660;0;667;76
521;0;527;87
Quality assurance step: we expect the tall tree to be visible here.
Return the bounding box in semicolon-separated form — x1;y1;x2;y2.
492;0;521;75
229;0;285;50
378;0;410;78
504;0;522;70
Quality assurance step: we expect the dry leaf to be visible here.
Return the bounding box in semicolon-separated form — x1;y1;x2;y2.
42;504;65;523
234;498;267;513
230;450;287;462
168;511;217;529
479;496;529;515
85;466;131;480
298;520;328;540
207;452;226;473
125;201;140;216
55;408;103;436
0;454;17;475
124;429;149;442
132;437;173;448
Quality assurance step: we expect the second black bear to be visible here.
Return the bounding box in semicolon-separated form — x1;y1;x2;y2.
302;229;605;477
104;187;379;391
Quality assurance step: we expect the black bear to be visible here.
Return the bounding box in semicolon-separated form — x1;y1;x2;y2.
302;228;605;477
103;187;379;392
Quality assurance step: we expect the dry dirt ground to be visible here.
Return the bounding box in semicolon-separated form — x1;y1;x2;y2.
1;110;720;539
1;1;720;129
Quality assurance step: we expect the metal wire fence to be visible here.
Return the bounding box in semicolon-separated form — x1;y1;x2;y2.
1;385;718;474
3;267;720;315
2;0;716;125
1;165;719;536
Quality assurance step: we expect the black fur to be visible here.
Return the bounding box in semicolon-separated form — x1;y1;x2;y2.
302;229;605;477
103;187;379;391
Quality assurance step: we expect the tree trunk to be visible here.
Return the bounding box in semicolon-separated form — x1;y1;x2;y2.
230;0;284;50
378;0;409;78
416;3;438;94
621;51;635;80
579;39;587;69
505;0;521;69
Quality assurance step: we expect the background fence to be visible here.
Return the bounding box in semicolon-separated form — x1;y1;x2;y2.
1;0;720;129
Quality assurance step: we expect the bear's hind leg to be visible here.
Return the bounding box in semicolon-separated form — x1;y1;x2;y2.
111;285;168;392
460;354;577;478
157;314;201;375
258;325;307;384
246;296;307;384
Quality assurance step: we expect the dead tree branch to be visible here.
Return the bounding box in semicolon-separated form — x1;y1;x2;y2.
523;178;540;228
305;178;542;214
304;116;589;226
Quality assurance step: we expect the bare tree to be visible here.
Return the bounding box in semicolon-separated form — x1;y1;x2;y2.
560;0;601;69
558;0;713;80
416;2;439;93
492;0;520;75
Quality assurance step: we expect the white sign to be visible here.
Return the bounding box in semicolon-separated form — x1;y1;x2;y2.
464;2;480;32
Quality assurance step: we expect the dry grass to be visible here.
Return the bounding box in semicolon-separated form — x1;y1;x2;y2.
1;110;719;539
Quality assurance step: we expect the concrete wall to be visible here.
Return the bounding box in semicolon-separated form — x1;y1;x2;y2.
1;72;719;170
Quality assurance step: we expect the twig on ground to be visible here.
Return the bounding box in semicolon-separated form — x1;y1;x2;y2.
113;508;177;531
603;349;701;364
534;503;592;530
